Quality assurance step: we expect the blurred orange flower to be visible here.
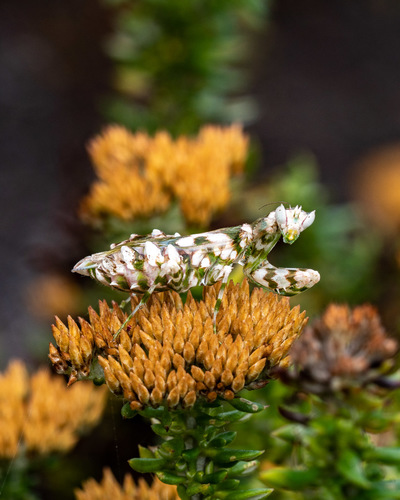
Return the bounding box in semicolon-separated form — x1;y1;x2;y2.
0;360;107;459
80;124;248;227
353;144;400;235
75;468;178;500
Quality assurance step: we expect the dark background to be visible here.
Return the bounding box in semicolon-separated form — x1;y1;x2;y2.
0;0;110;362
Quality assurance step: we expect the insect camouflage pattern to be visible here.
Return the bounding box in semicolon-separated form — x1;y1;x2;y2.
73;205;320;331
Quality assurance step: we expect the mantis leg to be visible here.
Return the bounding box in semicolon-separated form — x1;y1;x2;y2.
245;262;320;296
119;296;131;310
113;285;156;340
212;265;234;328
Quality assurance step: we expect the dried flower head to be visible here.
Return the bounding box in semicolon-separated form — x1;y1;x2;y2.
50;280;307;411
75;468;178;500
280;304;398;394
0;360;107;459
80;124;248;227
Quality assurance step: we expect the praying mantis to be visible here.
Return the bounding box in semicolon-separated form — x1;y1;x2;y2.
73;205;320;334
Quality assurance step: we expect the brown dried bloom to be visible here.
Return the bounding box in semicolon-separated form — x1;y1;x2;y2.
281;304;398;394
0;361;107;459
80;124;248;227
75;468;178;500
50;280;307;411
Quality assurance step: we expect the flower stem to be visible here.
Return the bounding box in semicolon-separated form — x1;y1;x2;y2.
129;398;272;499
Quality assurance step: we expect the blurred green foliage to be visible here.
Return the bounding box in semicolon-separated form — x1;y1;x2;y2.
0;456;38;500
258;381;400;500
101;0;267;134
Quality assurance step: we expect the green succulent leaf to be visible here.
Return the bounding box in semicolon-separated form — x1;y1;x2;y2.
201;404;227;417
272;424;308;444
259;467;319;490
182;447;201;461
121;402;137;419
222;488;273;499
365;447;400;465
128;457;167;473
210;448;264;464
168;421;187;434
151;423;171;437
156;471;187;485
177;484;190;500
336;450;371;489
139;406;169;420
197;470;228;484
214;478;241;491
366;481;400;499
138;444;154;458
175;458;187;472
208;431;237;448
186;481;212;496
228;398;267;414
158;437;185;459
225;460;259;477
212;410;251;422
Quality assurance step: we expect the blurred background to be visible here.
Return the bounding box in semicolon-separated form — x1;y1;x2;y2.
2;1;400;496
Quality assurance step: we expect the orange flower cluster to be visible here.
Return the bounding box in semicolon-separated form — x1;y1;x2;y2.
353;144;400;235
0;361;107;459
282;304;398;394
26;273;82;320
50;280;307;411
80;124;248;227
0;361;27;458
75;468;178;500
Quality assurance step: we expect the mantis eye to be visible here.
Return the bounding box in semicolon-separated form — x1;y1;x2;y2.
301;210;315;230
275;204;287;227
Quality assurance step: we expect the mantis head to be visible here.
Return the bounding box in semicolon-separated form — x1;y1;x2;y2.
275;204;315;244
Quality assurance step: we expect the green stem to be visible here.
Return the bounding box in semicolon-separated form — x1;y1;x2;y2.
186;409;204;500
131;399;270;499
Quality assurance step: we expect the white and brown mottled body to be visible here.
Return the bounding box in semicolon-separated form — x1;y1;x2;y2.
73;205;320;330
